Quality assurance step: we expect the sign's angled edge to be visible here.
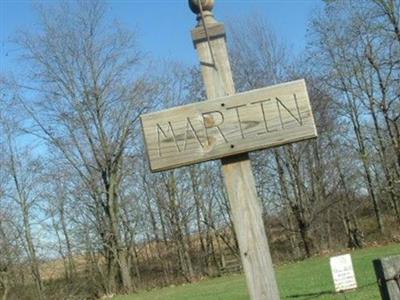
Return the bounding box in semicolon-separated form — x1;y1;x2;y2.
139;115;155;172
301;79;319;138
141;79;308;119
151;132;317;172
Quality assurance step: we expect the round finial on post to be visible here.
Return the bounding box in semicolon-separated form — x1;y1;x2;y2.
189;0;214;15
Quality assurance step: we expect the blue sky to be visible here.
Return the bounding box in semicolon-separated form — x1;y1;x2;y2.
0;0;323;254
1;0;322;73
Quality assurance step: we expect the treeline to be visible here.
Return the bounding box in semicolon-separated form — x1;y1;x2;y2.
0;0;399;299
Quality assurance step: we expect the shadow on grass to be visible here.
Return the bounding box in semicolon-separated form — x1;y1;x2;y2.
285;281;376;299
286;290;335;299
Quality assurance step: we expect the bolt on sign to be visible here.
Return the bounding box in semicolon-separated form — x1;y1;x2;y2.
141;79;317;172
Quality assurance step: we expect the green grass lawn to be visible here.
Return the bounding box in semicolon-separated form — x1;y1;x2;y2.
115;243;399;300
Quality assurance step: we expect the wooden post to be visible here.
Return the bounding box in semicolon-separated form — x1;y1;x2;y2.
189;1;280;299
373;255;400;300
142;0;316;297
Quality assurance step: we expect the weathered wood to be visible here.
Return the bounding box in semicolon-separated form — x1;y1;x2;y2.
141;79;316;172
221;263;242;274
140;2;316;299
191;23;225;44
192;9;281;300
219;254;242;274
373;255;400;300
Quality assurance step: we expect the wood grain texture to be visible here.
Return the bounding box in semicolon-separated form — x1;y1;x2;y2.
191;23;225;44
193;16;281;300
373;255;400;300
141;79;317;172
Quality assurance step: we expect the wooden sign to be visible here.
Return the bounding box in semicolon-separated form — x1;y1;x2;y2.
141;79;317;171
330;254;358;292
373;255;400;300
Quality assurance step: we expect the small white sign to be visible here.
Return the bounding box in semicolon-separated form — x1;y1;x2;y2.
330;254;357;292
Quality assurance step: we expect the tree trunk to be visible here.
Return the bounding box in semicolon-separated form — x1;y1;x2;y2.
286;146;314;257
23;206;44;300
166;172;194;282
60;203;76;280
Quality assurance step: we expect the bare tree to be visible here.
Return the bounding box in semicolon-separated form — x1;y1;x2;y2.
14;1;159;294
307;0;400;232
2;129;45;299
